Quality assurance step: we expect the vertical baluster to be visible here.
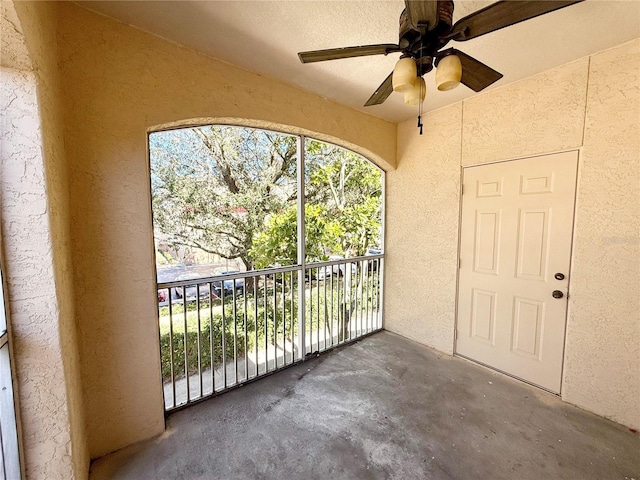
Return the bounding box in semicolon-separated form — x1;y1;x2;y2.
365;261;370;334
209;282;215;394
338;267;343;344
308;269;313;353
196;286;202;398
376;260;381;328
330;266;334;347
290;270;295;362
272;273;277;368
243;277;248;382
316;267;320;352
353;264;358;338
355;263;360;338
254;276;259;378
264;274;268;373
323;265;328;350
349;264;355;341
282;272;286;365
233;279;238;385
221;286;227;389
276;273;280;366
182;286;189;403
359;261;364;337
167;288;175;408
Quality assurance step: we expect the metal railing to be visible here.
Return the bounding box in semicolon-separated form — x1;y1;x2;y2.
157;254;383;411
0;261;21;480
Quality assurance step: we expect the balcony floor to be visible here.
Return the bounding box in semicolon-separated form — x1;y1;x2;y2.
90;331;639;480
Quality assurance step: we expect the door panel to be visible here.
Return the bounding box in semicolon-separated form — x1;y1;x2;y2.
516;209;549;280
471;289;496;343
474;210;501;274
456;151;578;393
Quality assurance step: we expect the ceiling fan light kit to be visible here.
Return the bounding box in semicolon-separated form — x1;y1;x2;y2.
404;76;426;106
436;54;462;91
392;57;418;93
298;0;584;134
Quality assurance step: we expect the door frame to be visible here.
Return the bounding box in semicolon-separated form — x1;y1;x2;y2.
453;149;581;396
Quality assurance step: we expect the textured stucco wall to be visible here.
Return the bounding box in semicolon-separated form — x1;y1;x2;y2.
388;39;639;429
385;104;461;354
461;59;589;166
563;40;640;429
0;67;77;480
2;2;89;478
54;2;396;459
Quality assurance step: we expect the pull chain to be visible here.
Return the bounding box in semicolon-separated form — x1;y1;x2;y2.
417;76;424;135
417;38;425;135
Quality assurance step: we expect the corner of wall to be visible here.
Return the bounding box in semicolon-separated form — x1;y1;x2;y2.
7;1;90;477
384;104;463;354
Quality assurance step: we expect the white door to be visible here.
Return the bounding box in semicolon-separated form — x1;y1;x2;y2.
456;151;578;393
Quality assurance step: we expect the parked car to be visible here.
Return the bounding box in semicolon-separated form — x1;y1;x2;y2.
212;270;245;297
157;286;182;307
317;255;358;280
317;249;382;280
173;274;214;303
157;288;168;305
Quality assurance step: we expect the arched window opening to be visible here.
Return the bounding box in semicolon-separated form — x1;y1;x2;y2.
149;125;384;411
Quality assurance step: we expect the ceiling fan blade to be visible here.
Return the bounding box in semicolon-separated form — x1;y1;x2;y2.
404;0;439;31
298;44;401;63
364;72;394;107
452;0;584;42
439;49;503;92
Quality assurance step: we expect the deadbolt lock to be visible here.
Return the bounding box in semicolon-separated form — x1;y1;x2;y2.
554;273;565;281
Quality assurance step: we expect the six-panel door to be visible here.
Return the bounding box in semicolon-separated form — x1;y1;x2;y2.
456;151;578;393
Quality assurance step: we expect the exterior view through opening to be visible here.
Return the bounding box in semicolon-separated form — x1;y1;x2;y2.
149;125;385;410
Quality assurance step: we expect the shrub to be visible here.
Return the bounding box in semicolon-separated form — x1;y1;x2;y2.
160;310;250;382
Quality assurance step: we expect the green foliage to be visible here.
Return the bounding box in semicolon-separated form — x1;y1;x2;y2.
159;287;300;382
304;140;382;257
150;127;382;270
160;309;251;382
250;204;344;267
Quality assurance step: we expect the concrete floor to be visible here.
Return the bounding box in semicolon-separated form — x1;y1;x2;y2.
90;331;639;480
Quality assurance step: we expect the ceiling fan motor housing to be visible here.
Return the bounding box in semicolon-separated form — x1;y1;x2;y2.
399;0;455;73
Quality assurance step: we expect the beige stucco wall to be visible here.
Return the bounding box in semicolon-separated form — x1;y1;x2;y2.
1;2;88;478
54;2;396;459
385;104;461;354
386;39;640;429
460;59;588;166
563;40;640;429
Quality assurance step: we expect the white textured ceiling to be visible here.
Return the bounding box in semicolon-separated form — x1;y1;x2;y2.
77;0;640;123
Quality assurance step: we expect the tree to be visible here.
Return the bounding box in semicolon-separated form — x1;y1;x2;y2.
150;126;297;271
305;140;382;256
150;127;382;271
252;140;383;267
250;204;343;269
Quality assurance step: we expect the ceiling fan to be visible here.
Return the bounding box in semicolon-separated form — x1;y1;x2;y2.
298;0;584;108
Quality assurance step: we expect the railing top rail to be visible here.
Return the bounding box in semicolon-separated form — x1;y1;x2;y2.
306;253;384;269
157;253;384;288
157;264;299;288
